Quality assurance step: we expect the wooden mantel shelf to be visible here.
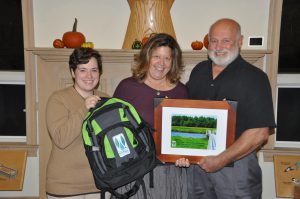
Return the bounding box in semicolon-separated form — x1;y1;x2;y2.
0;143;38;157
26;48;272;65
262;148;300;162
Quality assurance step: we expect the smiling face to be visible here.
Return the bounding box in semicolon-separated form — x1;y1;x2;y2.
71;57;100;98
208;19;243;67
146;46;172;83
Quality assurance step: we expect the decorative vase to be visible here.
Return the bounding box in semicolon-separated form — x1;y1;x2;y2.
122;0;176;49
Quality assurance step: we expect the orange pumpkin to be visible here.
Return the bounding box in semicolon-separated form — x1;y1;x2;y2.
191;40;203;50
62;18;86;48
203;33;209;49
142;36;149;46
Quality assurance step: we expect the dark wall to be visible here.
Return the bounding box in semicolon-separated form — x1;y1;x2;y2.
0;85;26;136
276;88;300;142
278;0;300;73
0;0;24;70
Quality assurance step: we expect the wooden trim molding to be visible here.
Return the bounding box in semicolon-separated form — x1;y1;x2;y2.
262;148;300;162
0;197;39;199
0;0;38;158
260;0;283;152
261;0;300;162
22;0;37;149
27;48;272;65
0;143;38;156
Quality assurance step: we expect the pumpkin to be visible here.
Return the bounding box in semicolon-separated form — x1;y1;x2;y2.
53;39;65;48
62;18;86;48
191;40;203;50
142;36;149;46
81;42;94;48
131;39;142;49
141;33;157;46
203;33;209;49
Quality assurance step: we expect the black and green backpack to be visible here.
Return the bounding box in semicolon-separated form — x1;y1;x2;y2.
82;97;157;199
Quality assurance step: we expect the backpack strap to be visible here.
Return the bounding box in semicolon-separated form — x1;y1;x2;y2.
108;177;146;199
87;120;107;174
141;178;147;199
86;117;99;147
123;105;139;128
101;190;106;199
149;170;154;188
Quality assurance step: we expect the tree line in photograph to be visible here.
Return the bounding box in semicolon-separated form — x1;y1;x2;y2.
171;115;217;129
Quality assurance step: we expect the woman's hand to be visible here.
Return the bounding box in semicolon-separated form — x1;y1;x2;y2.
175;158;190;167
85;95;100;109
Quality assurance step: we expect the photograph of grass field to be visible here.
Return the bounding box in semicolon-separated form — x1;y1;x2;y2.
170;115;217;150
155;99;235;163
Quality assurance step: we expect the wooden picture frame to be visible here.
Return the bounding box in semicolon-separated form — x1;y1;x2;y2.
153;99;236;164
274;155;300;198
0;150;27;190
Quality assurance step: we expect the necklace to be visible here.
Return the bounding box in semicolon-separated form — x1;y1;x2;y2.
144;78;167;96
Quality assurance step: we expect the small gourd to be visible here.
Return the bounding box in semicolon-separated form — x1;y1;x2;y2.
81;42;94;48
131;39;142;49
53;39;65;48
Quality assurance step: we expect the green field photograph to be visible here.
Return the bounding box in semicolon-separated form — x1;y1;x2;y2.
170;115;217;150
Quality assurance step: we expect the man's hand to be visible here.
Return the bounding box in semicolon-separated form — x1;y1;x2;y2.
197;127;269;173
197;155;226;173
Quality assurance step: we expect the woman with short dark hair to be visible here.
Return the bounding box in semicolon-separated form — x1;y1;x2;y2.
46;48;111;199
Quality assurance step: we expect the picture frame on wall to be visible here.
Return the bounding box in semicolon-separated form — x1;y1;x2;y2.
274;155;300;198
0;150;27;190
153;98;237;164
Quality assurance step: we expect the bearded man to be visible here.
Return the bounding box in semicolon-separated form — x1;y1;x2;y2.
185;18;276;199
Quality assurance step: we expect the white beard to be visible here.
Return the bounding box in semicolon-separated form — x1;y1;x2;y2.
208;47;239;67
